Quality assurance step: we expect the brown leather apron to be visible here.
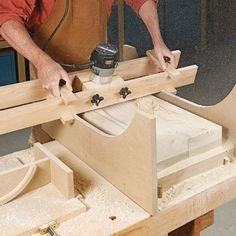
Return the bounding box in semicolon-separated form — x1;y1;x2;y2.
33;0;109;65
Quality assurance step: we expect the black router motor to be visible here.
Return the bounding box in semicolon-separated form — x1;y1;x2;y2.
90;43;119;78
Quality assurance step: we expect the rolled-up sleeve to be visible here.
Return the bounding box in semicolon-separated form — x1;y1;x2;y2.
0;0;36;27
125;0;157;14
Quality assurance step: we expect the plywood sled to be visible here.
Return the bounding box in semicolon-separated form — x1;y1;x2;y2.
43;94;228;215
41;49;231;215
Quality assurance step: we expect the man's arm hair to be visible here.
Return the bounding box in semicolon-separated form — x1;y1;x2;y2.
0;20;50;69
139;0;174;69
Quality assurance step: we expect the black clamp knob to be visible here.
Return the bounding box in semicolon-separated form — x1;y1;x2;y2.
164;56;171;63
59;79;66;87
91;94;104;106
119;87;132;99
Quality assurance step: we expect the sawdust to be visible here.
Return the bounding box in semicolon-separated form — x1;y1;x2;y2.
0;184;86;236
56;167;149;236
0;148;35;172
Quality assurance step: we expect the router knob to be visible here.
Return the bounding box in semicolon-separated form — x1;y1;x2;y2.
119;87;131;99
91;94;104;106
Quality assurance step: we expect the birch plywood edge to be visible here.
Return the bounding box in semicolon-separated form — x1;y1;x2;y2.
43;109;158;215
158;85;236;150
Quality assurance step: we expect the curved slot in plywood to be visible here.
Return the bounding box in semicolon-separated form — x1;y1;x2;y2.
0;165;37;205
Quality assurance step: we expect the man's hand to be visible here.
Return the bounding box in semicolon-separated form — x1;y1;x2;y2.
36;56;72;97
139;0;174;71
154;43;175;71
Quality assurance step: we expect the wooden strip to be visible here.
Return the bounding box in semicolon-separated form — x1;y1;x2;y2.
158;146;225;192
0;50;181;110
17;53;27;83
117;0;125;61
33;143;74;199
0;79;49;110
114;50;181;81
0;165;37;205
70;50;182;82
0;66;198;135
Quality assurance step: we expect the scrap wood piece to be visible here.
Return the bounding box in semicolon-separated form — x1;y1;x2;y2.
0;164;37;205
0;65;198;135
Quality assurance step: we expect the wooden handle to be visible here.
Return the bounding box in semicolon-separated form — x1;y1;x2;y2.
146;50;181;79
0;165;37;205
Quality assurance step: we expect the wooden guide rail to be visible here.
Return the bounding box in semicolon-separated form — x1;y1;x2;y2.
0;65;197;135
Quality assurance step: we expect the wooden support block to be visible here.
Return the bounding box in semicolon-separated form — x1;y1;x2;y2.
168;211;214;236
123;44;138;61
60;113;75;125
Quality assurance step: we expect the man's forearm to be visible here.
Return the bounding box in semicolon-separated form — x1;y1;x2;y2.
139;0;174;69
0;20;72;96
139;0;164;48
0;20;51;70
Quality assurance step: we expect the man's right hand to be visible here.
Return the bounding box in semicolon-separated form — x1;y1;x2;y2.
36;55;73;97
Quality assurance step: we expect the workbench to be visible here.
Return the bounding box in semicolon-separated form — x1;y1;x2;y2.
0;49;235;235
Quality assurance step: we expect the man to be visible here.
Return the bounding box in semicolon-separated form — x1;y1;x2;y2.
0;0;174;97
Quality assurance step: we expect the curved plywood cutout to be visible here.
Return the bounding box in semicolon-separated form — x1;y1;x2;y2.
0;165;37;205
158;85;236;148
43;109;158;215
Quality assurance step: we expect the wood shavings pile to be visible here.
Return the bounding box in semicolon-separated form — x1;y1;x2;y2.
57;168;149;236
